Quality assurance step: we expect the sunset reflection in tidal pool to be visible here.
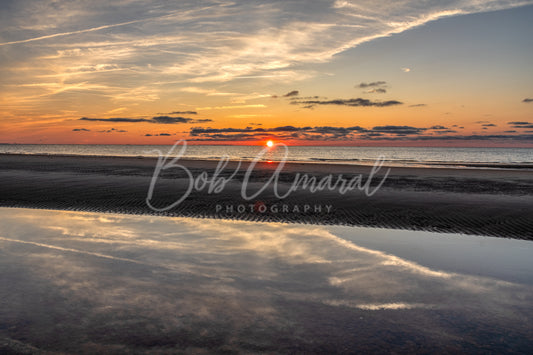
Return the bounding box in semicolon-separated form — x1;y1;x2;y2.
0;208;532;353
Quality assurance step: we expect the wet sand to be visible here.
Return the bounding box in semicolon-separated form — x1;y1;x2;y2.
1;153;532;239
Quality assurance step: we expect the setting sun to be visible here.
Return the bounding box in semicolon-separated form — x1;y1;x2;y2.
266;140;274;147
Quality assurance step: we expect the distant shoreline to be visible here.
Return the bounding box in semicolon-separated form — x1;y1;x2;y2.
1;153;532;240
1;152;533;171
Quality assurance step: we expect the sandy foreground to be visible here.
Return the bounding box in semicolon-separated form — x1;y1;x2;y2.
0;153;532;239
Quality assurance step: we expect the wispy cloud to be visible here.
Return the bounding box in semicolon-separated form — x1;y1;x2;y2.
2;0;530;112
196;104;266;110
0;19;148;47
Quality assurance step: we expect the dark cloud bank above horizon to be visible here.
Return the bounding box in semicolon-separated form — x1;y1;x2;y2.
189;124;533;142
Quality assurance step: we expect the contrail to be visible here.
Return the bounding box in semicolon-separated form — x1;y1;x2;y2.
0;5;219;47
0;236;149;265
0;19;145;46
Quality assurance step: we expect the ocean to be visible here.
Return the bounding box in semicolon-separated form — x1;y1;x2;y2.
1;144;532;169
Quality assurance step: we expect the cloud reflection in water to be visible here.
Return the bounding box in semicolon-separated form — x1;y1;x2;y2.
0;208;532;353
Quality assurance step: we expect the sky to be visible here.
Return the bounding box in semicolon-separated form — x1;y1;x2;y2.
0;0;532;146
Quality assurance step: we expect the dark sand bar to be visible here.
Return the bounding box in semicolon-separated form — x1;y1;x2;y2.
1;153;532;239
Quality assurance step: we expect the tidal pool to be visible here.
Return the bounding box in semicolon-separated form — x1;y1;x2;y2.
0;207;532;353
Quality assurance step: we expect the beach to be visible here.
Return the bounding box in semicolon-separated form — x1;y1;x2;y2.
3;0;533;352
1;153;532;240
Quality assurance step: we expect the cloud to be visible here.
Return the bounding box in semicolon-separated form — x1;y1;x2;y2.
357;81;386;88
0;18;149;47
508;121;533;129
272;90;301;99
189;124;426;141
97;128;127;133
313;126;367;134
151;116;193;124
476;122;497;127
188;123;533;142
409;104;427;107
190;125;366;141
371;125;426;135
357;81;387;94
179;87;271;103
191;127;275;135
196;105;266;110
407;134;533;141
190;126;377;137
283;90;299;97
3;0;532;130
432;130;458;134
367;88;387;94
523;98;533;103
166;111;198;115
72;128;90;132
291;98;403;108
79;116;211;124
80;117;148;123
145;133;172;137
2;0;526;111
